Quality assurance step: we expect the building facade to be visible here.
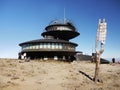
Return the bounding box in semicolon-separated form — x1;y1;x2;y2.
19;20;80;61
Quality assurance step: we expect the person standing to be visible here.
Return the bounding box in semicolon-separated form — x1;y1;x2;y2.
112;58;115;63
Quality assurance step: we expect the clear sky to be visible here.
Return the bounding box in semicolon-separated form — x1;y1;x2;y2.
0;0;120;60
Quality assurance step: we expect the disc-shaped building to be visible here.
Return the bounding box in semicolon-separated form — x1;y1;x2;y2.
19;20;80;61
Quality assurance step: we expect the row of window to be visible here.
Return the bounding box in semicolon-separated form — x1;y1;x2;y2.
47;26;72;31
22;43;75;51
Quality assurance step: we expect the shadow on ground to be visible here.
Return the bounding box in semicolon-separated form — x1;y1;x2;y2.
79;70;93;81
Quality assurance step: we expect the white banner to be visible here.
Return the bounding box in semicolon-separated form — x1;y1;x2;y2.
98;22;107;44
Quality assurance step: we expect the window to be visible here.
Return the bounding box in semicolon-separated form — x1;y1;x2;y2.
59;43;62;49
27;44;30;49
56;43;58;49
52;43;54;49
33;44;35;49
63;44;67;49
44;43;47;48
26;44;29;49
40;43;42;48
48;43;50;49
56;26;72;31
30;44;32;49
36;44;39;49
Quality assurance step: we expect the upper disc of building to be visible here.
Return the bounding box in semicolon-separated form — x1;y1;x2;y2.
42;20;80;40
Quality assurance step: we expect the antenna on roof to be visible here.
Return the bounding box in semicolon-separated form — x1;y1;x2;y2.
64;8;66;24
92;46;94;53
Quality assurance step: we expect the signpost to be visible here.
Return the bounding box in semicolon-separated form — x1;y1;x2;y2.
94;19;107;82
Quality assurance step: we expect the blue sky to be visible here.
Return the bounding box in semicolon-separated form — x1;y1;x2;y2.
0;0;120;60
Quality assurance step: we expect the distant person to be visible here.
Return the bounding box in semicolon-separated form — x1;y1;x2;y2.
118;60;120;64
18;52;21;59
91;56;95;63
18;55;21;60
112;58;115;63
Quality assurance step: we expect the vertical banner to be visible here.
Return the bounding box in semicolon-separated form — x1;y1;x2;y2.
98;19;107;44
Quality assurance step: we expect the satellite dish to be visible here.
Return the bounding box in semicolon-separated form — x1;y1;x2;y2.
49;20;60;25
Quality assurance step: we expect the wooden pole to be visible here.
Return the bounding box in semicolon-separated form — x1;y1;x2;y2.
94;43;104;82
94;53;101;82
94;19;107;83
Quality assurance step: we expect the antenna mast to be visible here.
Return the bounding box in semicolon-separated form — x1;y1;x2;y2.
64;8;66;23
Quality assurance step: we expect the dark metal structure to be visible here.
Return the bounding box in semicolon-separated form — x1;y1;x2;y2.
19;20;80;61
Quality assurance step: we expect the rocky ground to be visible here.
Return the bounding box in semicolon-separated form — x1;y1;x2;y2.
0;59;120;90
